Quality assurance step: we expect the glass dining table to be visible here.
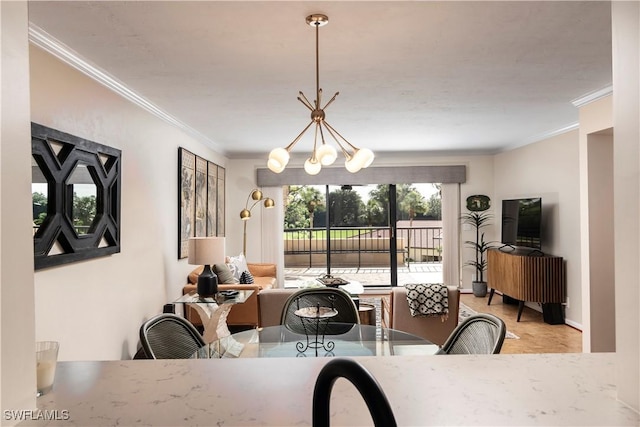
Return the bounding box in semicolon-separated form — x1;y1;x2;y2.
192;323;440;358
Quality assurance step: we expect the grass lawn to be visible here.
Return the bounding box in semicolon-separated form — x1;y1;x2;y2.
285;229;370;240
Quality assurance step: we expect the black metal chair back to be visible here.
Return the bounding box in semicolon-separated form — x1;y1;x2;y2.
438;313;506;355
281;287;360;335
139;313;206;359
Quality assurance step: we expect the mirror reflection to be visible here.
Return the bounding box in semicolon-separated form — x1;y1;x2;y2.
67;163;97;235
32;156;48;236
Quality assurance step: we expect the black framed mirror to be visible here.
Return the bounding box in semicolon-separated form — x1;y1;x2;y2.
31;123;121;270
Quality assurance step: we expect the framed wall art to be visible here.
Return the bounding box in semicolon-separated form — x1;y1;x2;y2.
206;162;218;237
194;156;207;237
216;165;225;237
178;147;225;259
178;148;196;259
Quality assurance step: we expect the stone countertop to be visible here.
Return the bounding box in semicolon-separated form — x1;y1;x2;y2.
21;353;639;426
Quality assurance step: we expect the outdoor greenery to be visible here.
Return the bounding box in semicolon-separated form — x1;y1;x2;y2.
283;184;441;230
32;191;97;234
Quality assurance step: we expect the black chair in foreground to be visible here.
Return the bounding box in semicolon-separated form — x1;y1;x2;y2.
139;313;206;359
281;287;360;335
437;313;506;355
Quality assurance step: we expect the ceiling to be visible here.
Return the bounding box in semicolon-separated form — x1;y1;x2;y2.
27;1;612;160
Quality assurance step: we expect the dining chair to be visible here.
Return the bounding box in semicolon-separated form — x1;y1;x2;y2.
139;313;206;359
280;287;360;335
437;313;506;355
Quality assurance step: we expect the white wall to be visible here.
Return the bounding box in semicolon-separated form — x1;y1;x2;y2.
494;131;582;326
1;1;38;417
578;96;614;352
586;131;614;352
29;46;226;361
612;1;640;412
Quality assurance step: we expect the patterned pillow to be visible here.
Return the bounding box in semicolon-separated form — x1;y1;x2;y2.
213;263;238;284
239;270;255;284
227;253;249;281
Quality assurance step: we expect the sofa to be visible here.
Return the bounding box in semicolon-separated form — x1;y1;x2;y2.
259;286;459;347
257;288;298;327
382;286;459;346
183;262;276;327
257;287;365;327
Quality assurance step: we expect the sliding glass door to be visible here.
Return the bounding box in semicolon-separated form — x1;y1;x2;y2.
283;183;442;287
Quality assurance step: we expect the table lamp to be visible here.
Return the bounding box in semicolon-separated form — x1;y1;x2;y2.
188;237;225;297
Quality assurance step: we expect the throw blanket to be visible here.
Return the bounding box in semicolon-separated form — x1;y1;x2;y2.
405;283;449;321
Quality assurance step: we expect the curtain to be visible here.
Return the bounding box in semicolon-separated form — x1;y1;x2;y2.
260;186;284;288
441;183;461;287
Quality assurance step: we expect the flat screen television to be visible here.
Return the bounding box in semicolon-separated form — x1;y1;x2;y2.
501;198;542;249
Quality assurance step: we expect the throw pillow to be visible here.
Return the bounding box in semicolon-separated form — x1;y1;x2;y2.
213;263;238;284
227;253;249;281
240;270;255;284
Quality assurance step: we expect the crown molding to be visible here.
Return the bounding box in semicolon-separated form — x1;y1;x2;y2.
28;23;225;154
496;122;580;154
571;85;613;108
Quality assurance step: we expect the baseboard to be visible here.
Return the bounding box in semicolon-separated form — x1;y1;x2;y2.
459;288;473;294
564;319;583;331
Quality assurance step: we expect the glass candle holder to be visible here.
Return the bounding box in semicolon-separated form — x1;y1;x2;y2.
36;341;59;396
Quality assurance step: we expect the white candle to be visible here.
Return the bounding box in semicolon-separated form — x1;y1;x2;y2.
37;360;56;391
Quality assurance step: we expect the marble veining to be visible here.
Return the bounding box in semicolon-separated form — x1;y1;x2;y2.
17;353;639;426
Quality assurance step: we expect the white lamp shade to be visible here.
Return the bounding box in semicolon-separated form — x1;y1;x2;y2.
188;237;225;266
344;156;362;173
316;144;337;166
355;148;375;168
304;157;322;175
268;147;290;173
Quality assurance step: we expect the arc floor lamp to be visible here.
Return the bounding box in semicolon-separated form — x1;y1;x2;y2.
240;189;275;255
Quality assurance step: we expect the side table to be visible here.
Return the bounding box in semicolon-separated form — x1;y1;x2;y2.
173;290;254;343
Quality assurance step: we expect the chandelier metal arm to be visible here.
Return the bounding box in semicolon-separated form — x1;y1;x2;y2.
298;91;314;111
322;92;340;111
318;122;327;145
311;123;320;160
322;119;360;152
321;122;354;158
315;21;321;104
284;120;315;151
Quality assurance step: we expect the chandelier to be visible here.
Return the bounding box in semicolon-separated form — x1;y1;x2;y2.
267;14;374;175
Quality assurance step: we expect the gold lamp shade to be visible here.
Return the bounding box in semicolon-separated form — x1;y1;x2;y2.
263;197;275;208
240;189;275;255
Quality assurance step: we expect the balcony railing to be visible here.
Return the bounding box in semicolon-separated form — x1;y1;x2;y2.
284;226;443;269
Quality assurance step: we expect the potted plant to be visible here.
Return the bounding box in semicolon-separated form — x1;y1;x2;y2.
461;210;494;297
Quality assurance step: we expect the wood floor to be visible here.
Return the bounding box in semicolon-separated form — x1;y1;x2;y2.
460;293;583;354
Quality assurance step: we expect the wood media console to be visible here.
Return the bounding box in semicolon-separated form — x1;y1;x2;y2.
487;249;566;324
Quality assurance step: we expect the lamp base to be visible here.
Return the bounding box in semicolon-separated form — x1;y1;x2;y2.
197;264;218;297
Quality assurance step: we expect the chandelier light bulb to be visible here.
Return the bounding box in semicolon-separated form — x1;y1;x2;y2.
316;144;338;166
304;157;322;175
268;147;290;173
345;156;362;173
354;148;375;169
